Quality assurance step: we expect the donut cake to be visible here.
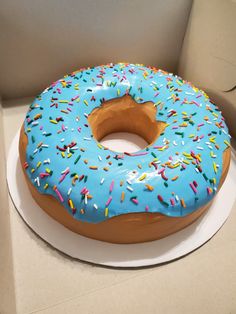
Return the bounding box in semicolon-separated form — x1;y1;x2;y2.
19;63;231;244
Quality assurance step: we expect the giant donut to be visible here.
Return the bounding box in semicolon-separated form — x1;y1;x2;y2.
19;63;231;243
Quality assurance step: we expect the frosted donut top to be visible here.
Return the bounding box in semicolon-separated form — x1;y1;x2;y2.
23;63;230;223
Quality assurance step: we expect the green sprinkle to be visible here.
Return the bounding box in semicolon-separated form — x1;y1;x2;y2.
74;155;81;164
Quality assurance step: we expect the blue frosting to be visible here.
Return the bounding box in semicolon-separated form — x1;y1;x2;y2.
23;63;230;223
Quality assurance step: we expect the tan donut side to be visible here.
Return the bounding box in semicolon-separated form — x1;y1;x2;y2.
19;126;231;244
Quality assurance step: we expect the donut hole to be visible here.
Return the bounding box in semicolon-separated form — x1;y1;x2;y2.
100;132;148;153
88;95;167;153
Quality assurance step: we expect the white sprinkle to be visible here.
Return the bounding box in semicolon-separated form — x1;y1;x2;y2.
84;113;88;118
61;138;65;142
83;137;92;141
126;179;132;185
206;121;212;124
67;147;70;154
43;158;50;164
32;121;39;126
195;168;199;173
41;144;49;148
197;146;203;150
181;141;185;145
67;187;72;195
61;167;69;174
175;194;179;202
185;92;194;95
100;178;105;185
93;204;98;210
127;186;133;192
33;149;38;154
173;141;178;146
35;177;40;187
98;155;102;161
84;195;88;205
71;146;79;150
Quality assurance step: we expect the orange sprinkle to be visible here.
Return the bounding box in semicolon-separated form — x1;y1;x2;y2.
103;167;109;171
121;191;125;202
89;166;98;170
120;180;124;186
84;159;88;164
171;176;179;181
180;198;186;208
145;184;154;191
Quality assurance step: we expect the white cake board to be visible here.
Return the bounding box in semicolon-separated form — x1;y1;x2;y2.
7;130;236;268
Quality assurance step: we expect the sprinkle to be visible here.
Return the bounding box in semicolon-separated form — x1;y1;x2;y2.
74;154;81;164
67;187;72;195
121;191;125;202
138;173;147;181
105;207;109;217
171;176;179;181
131;198;138;205
127;186;133;192
43;183;49;190
89;166;98;170
106;196;112;206
145;184;154;191
190;183;197;194
53;186;64;202
100;178;105;185
109;180;114;193
213;162;217;173
93;204;98;210
180;198;186;208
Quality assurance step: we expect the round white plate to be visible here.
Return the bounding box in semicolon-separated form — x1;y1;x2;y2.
7;130;236;268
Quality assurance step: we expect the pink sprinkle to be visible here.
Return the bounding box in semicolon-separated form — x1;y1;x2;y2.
55;188;64;202
197;123;204;127
40;126;43;130
67;107;72;112
39;173;50;178
172;126;179;129
131;198;138;205
71;95;80;101
59;169;70;183
158;167;165;174
109;180;114;193
106;196;112;206
77;127;81;132
62;124;66;131
191;100;200;107
190;183;197;194
145;205;149;212
170;198;175;206
154;92;159;97
80;187;88;195
129;152;148;157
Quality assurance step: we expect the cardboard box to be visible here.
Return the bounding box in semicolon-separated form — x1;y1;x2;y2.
0;1;235;313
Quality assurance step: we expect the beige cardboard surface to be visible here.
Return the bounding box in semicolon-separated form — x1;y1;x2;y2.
178;0;236;138
0;0;192;99
1;98;236;314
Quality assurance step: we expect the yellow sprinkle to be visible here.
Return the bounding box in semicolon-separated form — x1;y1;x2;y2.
59;100;69;103
50;119;58;124
97;143;103;149
139;173;147;181
224;140;230;147
69;199;74;209
44;183;49;190
84;100;88;106
183;159;190;165
45;168;51;173
209;136;216;143
213;162;217;173
105;207;109;217
61;152;65;158
36;161;41;168
117;88;120;96
67;153;72;158
31;168;35;173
